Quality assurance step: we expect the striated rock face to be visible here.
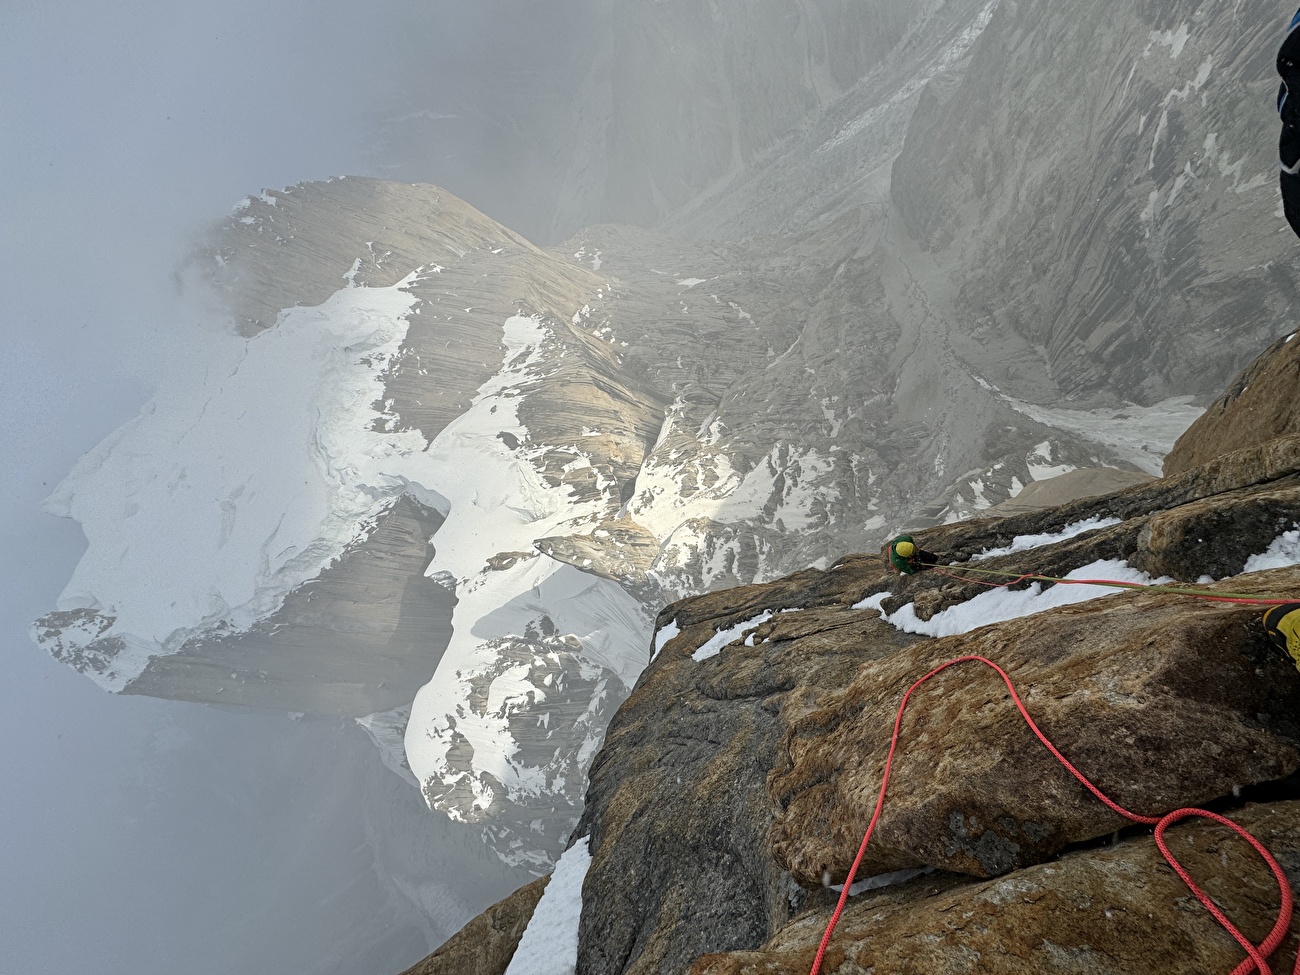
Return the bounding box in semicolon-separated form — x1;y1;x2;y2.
659;0;1001;241
1166;332;1300;476
692;801;1300;975
117;496;452;717
552;0;973;233
889;0;1300;405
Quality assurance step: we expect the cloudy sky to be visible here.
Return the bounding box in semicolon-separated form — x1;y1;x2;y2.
0;2;576;971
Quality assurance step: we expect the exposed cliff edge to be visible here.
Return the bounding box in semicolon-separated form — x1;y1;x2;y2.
30;0;1300;914
1165;329;1300;476
33;173;1172;871
422;331;1300;974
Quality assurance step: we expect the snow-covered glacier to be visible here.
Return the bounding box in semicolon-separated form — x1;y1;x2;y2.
35;261;652;867
33;159;1209;872
35;273;424;689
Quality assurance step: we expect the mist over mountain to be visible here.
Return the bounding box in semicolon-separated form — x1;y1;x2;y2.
24;0;1300;972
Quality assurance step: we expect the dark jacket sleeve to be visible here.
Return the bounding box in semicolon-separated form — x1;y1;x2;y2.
1279;8;1300;237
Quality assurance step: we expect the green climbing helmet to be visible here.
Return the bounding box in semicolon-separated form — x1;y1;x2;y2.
888;534;920;574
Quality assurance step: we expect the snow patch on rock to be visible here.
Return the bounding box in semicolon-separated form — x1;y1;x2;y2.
868;560;1169;638
692;611;775;662
1243;529;1300;573
972;517;1123;561
504;837;591;975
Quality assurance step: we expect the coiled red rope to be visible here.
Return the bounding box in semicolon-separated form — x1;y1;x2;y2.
807;656;1298;975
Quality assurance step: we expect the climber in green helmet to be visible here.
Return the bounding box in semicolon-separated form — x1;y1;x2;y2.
886;534;939;575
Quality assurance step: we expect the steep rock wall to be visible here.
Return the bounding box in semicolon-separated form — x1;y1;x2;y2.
1166;330;1300;474
891;0;1300;403
420;419;1300;974
552;0;955;233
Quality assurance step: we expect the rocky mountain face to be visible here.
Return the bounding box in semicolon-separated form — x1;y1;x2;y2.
549;0;967;234
34;168;1185;870
427;334;1300;975
1165;327;1300;475
642;0;1300;413
31;0;1300;931
888;0;1298;406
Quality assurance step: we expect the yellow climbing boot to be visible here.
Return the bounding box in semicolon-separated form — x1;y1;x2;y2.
1262;602;1300;672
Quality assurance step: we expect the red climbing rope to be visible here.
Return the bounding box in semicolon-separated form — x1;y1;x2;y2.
807;656;1298;975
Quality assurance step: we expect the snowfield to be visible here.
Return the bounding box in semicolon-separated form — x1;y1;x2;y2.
38;277;650;857
40;273;423;690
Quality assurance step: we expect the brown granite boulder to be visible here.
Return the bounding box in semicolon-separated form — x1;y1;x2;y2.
572;608;923;975
397;877;548;975
1135;483;1300;582
692;801;1300;975
771;569;1300;886
1166;334;1300;477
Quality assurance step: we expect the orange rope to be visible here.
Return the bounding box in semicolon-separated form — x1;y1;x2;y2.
807;656;1298;975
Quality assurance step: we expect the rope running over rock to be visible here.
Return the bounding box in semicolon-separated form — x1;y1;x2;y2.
807;656;1298;975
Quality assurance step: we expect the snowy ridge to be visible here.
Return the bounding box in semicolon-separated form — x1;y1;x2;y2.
398;314;649;850
36;273;650;868
36;273;422;690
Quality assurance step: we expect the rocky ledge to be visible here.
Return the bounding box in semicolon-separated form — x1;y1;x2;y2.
400;327;1300;975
